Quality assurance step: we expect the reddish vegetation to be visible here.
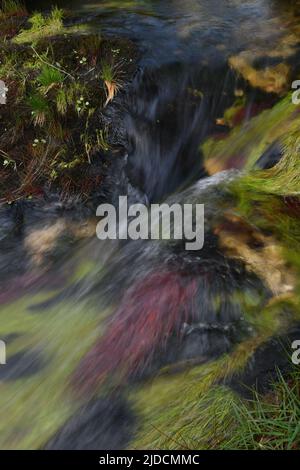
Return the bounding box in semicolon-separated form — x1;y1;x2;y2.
223;153;247;170
231;102;273;127
0;7;27;40
73;270;197;395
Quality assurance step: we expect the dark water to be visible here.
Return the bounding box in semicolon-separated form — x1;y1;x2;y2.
1;0;300;450
28;0;300;66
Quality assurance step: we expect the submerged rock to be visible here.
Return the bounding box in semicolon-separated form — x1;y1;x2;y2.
45;397;136;450
229;53;290;95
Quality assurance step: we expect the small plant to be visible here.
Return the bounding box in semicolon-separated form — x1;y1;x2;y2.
96;128;110;152
15;7;64;43
223;368;300;450
37;66;64;89
28;93;50;127
50;5;64;23
100;61;123;107
76;96;90;114
28;12;45;30
79;34;102;59
32;138;47;147
55;88;68;115
1;150;16;170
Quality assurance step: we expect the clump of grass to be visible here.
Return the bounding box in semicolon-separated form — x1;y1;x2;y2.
15;6;64;44
78;34;102;64
37;66;64;88
27;92;50;127
235;130;300;197
55;82;85;116
223;368;300;450
96;128;110;152
28;12;45;30
131;333;281;450
55;88;68;115
100;61;123;107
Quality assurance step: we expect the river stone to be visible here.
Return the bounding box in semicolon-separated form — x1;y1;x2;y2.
45;396;136;450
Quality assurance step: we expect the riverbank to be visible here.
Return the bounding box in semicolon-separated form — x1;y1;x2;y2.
0;2;137;203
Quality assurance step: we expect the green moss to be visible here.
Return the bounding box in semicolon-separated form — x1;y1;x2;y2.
14;7;64;44
234;131;300;196
202;94;299;173
0;294;105;449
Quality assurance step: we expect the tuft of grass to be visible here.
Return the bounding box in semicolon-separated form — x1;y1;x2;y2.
100;61;123;107
27;92;50;127
55;88;68;115
15;7;64;44
50;5;64;23
223;368;300;450
234;130;300;197
131;334;281;450
100;61;115;83
28;12;45;30
96;128;110;152
37;66;64;88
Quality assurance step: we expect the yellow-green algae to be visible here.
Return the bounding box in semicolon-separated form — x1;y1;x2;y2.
0;295;111;449
0;257;110;449
203;93;300;174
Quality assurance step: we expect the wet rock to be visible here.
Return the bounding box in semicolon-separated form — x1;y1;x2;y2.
216;214;296;296
45;396;136;450
226;325;300;398
256;141;283;169
229;53;290;94
0;349;45;381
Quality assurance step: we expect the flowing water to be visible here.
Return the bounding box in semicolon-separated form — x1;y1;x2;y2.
1;0;300;449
